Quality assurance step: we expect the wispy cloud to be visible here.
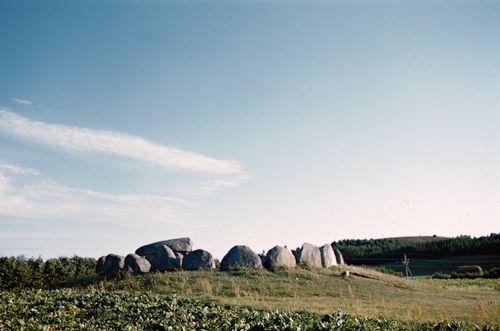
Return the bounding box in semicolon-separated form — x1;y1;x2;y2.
200;173;251;192
0;162;192;225
0;109;248;184
0;163;39;175
12;98;32;106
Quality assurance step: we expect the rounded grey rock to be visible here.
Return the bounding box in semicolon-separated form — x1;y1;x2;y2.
142;244;181;272
104;254;125;277
182;249;216;270
265;246;296;270
220;245;262;271
124;253;151;274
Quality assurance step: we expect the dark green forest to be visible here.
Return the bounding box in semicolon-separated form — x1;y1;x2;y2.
0;256;96;290
332;233;500;265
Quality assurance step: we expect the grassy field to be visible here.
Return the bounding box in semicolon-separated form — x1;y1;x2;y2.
435;278;500;291
67;265;500;325
376;255;500;276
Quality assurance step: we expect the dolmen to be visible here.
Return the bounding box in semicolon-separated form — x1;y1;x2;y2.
136;243;182;272
96;237;346;277
136;237;193;255
96;237;220;277
135;237;192;271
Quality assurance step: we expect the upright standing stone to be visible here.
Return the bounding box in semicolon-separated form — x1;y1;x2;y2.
333;248;345;265
220;245;262;271
320;244;337;268
96;256;107;276
265;246;296;270
292;249;300;264
295;243;322;268
258;252;267;266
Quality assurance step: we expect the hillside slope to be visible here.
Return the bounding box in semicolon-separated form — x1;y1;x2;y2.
81;265;499;324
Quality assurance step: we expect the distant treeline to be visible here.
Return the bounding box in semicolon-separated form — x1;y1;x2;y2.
332;233;500;265
0;256;96;290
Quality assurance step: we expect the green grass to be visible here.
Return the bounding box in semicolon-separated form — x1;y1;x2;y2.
376;255;500;276
432;278;500;291
72;265;500;325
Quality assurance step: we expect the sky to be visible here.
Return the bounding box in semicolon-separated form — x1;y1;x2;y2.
0;1;499;259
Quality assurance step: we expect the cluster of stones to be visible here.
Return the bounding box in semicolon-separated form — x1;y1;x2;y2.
96;238;345;277
220;243;345;271
96;238;215;277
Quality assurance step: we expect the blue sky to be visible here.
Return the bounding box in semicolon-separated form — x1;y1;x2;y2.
0;1;499;259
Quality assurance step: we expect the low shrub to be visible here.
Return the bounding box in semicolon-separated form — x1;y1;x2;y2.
432;272;451;279
484;267;500;279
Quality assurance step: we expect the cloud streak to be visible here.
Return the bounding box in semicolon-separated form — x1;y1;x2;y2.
0;162;192;225
12;98;32;106
0;109;247;181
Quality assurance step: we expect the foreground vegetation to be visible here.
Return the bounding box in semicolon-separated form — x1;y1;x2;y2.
1;265;498;329
1;289;497;330
71;266;500;325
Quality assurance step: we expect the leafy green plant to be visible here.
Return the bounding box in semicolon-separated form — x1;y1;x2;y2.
1;289;497;330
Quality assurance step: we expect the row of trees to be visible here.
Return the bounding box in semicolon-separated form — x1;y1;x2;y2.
0;256;96;290
332;233;500;265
